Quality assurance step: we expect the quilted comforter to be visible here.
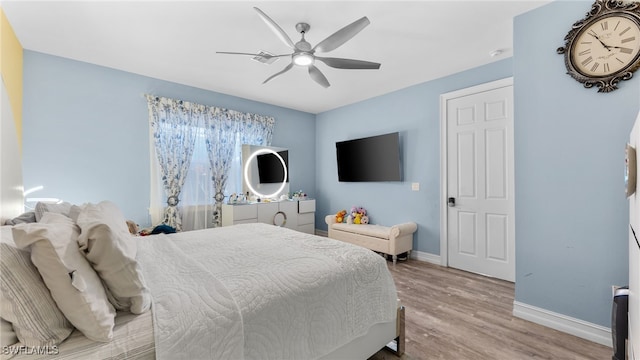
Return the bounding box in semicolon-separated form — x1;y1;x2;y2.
136;223;397;360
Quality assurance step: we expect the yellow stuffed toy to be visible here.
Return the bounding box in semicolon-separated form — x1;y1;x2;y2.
354;213;362;224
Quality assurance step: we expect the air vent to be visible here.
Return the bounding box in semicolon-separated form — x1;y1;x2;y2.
252;51;280;65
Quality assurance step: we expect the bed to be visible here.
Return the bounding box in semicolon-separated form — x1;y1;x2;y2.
0;201;404;360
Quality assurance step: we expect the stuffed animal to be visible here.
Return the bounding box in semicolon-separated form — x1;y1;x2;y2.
335;209;347;223
354;213;362;224
347;207;358;224
346;206;368;225
126;220;139;235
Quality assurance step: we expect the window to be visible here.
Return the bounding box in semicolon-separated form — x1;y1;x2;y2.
146;94;274;231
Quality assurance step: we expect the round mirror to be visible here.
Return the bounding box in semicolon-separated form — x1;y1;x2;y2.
242;146;289;199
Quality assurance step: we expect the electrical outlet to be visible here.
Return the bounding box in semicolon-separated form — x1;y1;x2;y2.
411;182;420;191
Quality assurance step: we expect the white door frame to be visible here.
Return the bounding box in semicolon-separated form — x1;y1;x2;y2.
439;77;514;267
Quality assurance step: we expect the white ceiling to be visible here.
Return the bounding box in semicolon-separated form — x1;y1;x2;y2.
2;1;550;114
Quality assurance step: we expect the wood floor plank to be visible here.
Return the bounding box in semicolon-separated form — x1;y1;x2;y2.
371;259;612;360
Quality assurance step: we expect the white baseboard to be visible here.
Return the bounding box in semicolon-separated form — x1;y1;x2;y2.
513;301;612;347
411;250;441;265
314;232;441;266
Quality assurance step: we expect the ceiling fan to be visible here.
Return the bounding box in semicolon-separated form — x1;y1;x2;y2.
217;7;381;88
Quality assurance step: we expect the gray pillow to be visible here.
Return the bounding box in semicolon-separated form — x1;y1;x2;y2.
3;211;36;226
0;226;73;346
76;201;151;314
34;202;72;222
12;214;116;342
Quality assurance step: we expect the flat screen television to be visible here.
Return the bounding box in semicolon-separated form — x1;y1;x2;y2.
336;132;401;182
257;150;289;184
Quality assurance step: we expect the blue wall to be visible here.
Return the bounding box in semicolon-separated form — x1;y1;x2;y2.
315;59;513;255
514;1;638;327
22;51;316;227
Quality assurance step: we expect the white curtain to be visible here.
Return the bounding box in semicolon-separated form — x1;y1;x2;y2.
203;108;274;227
146;95;202;231
147;94;274;231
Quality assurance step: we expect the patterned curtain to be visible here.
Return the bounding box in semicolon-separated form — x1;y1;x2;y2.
146;95;203;231
238;112;275;146
203;108;274;227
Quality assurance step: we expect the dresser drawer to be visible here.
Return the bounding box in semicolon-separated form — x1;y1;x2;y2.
231;204;257;221
298;213;314;226
298;223;315;235
298;199;316;214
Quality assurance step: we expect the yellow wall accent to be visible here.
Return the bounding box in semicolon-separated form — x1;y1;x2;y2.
0;7;23;149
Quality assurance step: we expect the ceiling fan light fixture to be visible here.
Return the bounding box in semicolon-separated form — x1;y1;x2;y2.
293;53;314;66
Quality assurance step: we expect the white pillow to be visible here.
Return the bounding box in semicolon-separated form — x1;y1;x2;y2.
34;202;72;222
11;213;115;342
0;226;73;347
75;201;151;314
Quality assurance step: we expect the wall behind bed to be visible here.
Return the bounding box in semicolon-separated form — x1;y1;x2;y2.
21;51;316;227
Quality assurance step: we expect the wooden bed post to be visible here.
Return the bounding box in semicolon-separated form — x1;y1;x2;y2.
385;305;405;356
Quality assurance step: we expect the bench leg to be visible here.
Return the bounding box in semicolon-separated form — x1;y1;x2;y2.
392;255;397;265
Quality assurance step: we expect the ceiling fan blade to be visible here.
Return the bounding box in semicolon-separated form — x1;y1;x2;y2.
254;7;295;49
216;51;291;61
308;65;330;88
216;51;290;58
263;62;294;84
315;56;381;69
313;16;370;53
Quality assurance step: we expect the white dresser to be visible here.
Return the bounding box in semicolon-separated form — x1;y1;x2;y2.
222;199;316;234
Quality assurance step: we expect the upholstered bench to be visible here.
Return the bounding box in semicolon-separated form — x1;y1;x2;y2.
324;215;417;264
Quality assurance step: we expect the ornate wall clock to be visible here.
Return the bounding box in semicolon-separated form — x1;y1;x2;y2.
557;0;640;92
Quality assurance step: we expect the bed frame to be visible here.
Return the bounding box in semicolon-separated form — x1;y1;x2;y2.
321;304;405;359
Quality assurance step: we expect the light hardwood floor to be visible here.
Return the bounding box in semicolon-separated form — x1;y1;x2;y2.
372;259;612;360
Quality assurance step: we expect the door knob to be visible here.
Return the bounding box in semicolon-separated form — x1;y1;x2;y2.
448;197;456;207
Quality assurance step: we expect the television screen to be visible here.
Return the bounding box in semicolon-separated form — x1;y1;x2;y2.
257;150;289;184
336;132;401;182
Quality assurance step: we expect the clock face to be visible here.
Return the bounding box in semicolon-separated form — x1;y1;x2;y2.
570;14;640;77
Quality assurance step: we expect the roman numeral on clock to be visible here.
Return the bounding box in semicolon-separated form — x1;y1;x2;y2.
620;27;631;36
591;62;600;72
581;56;593;66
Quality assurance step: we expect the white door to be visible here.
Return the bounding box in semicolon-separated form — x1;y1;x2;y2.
443;79;515;282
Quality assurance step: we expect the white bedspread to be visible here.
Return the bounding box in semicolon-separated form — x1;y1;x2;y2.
136;223;397;360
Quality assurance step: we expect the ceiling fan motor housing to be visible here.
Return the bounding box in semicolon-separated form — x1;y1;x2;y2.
295;22;310;34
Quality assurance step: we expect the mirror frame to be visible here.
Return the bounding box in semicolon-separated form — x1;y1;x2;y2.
242;144;290;199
